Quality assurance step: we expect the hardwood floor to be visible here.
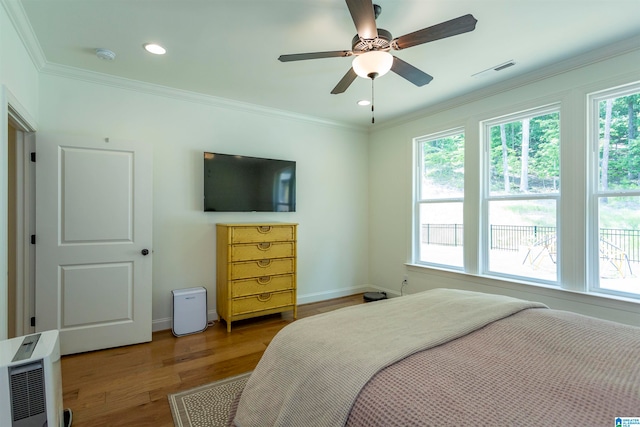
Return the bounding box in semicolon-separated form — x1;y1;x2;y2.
61;294;364;426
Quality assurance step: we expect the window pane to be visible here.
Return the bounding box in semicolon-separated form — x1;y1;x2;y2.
598;93;640;192
418;202;463;267
419;133;464;199
489;112;560;196
597;196;640;296
488;199;557;281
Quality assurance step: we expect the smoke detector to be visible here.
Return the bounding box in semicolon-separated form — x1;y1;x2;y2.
95;48;116;61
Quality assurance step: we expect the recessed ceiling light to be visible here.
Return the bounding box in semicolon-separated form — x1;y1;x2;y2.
143;43;166;55
357;100;371;106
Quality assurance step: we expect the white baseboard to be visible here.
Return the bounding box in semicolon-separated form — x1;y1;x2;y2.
152;309;218;333
152;285;400;332
296;284;401;303
296;286;371;305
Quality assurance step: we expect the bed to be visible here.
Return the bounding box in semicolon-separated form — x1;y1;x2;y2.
231;288;640;426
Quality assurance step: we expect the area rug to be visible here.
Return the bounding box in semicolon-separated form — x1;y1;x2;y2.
168;372;251;427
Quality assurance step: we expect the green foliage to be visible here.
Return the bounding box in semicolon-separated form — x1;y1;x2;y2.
422;91;640;196
421;133;464;190
599;93;640;190
489;112;560;193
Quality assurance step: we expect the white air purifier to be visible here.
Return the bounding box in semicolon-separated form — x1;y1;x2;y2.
0;330;65;427
172;287;208;336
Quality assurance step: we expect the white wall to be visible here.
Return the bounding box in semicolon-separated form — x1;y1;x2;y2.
4;0;639;339
368;38;640;326
1;2;40;340
37;73;370;330
0;3;39;116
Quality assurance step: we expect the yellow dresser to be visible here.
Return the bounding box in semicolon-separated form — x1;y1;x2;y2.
216;223;297;332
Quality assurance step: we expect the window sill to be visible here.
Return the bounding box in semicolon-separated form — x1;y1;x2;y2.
405;263;640;322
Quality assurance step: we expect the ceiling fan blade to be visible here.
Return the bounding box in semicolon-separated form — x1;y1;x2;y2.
346;0;378;40
391;56;433;87
392;14;478;50
278;51;352;62
331;68;358;94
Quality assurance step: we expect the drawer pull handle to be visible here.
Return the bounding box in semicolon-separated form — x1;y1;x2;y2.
257;276;272;285
258;242;272;250
258;293;272;302
258;260;272;268
258;226;272;234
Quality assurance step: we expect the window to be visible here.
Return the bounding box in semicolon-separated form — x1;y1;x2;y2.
414;129;464;268
482;105;560;283
589;84;640;298
410;81;640;303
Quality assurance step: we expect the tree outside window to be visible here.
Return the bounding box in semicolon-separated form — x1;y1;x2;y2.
592;88;640;297
415;129;464;268
484;107;560;283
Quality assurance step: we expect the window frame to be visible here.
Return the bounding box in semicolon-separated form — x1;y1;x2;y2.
481;103;561;284
587;82;640;299
413;127;465;270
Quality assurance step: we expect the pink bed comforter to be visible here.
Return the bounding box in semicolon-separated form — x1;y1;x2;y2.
234;289;546;427
346;308;640;426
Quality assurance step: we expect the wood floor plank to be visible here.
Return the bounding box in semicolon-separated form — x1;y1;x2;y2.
61;293;364;426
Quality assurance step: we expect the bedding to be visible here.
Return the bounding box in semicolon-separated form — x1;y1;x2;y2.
231;289;640;426
346;308;640;425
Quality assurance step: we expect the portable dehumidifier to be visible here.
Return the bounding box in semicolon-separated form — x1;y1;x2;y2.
0;330;69;426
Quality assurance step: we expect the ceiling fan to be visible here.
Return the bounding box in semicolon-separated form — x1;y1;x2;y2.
278;0;478;95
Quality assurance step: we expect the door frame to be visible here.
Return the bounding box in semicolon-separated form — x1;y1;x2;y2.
10;121;36;338
2;85;38;340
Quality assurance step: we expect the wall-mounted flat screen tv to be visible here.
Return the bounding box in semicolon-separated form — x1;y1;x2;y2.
204;152;296;212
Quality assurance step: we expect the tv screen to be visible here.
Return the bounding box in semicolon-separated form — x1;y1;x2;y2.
203;152;296;212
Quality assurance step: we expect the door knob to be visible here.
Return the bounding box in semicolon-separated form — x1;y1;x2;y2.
141;249;149;256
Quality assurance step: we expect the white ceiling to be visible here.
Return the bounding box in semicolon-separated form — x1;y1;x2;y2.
13;0;640;128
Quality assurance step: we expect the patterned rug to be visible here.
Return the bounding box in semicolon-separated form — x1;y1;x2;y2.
168;372;251;427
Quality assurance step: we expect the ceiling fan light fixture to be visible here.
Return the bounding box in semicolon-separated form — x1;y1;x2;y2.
352;51;393;79
357;99;371;106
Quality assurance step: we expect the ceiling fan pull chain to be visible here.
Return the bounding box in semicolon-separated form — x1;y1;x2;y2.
371;77;375;124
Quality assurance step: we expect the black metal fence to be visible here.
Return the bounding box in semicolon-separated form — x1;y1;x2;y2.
421;224;640;263
600;228;640;263
421;224;464;247
489;225;556;251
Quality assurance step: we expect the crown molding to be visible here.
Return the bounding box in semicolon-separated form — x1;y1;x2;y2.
10;0;636;134
38;62;365;132
2;0;365;133
378;33;640;131
1;0;47;69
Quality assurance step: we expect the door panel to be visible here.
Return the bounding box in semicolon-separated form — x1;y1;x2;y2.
61;262;133;327
61;147;134;242
36;134;152;355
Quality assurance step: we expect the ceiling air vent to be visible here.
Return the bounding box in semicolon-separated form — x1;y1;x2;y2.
472;60;516;78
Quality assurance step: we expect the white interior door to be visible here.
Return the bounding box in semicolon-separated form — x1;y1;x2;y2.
35;134;152;355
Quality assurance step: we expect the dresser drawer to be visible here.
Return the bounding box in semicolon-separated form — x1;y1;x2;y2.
231;241;295;261
229;225;296;244
230;258;295;280
231;274;294;298
231;290;295;316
